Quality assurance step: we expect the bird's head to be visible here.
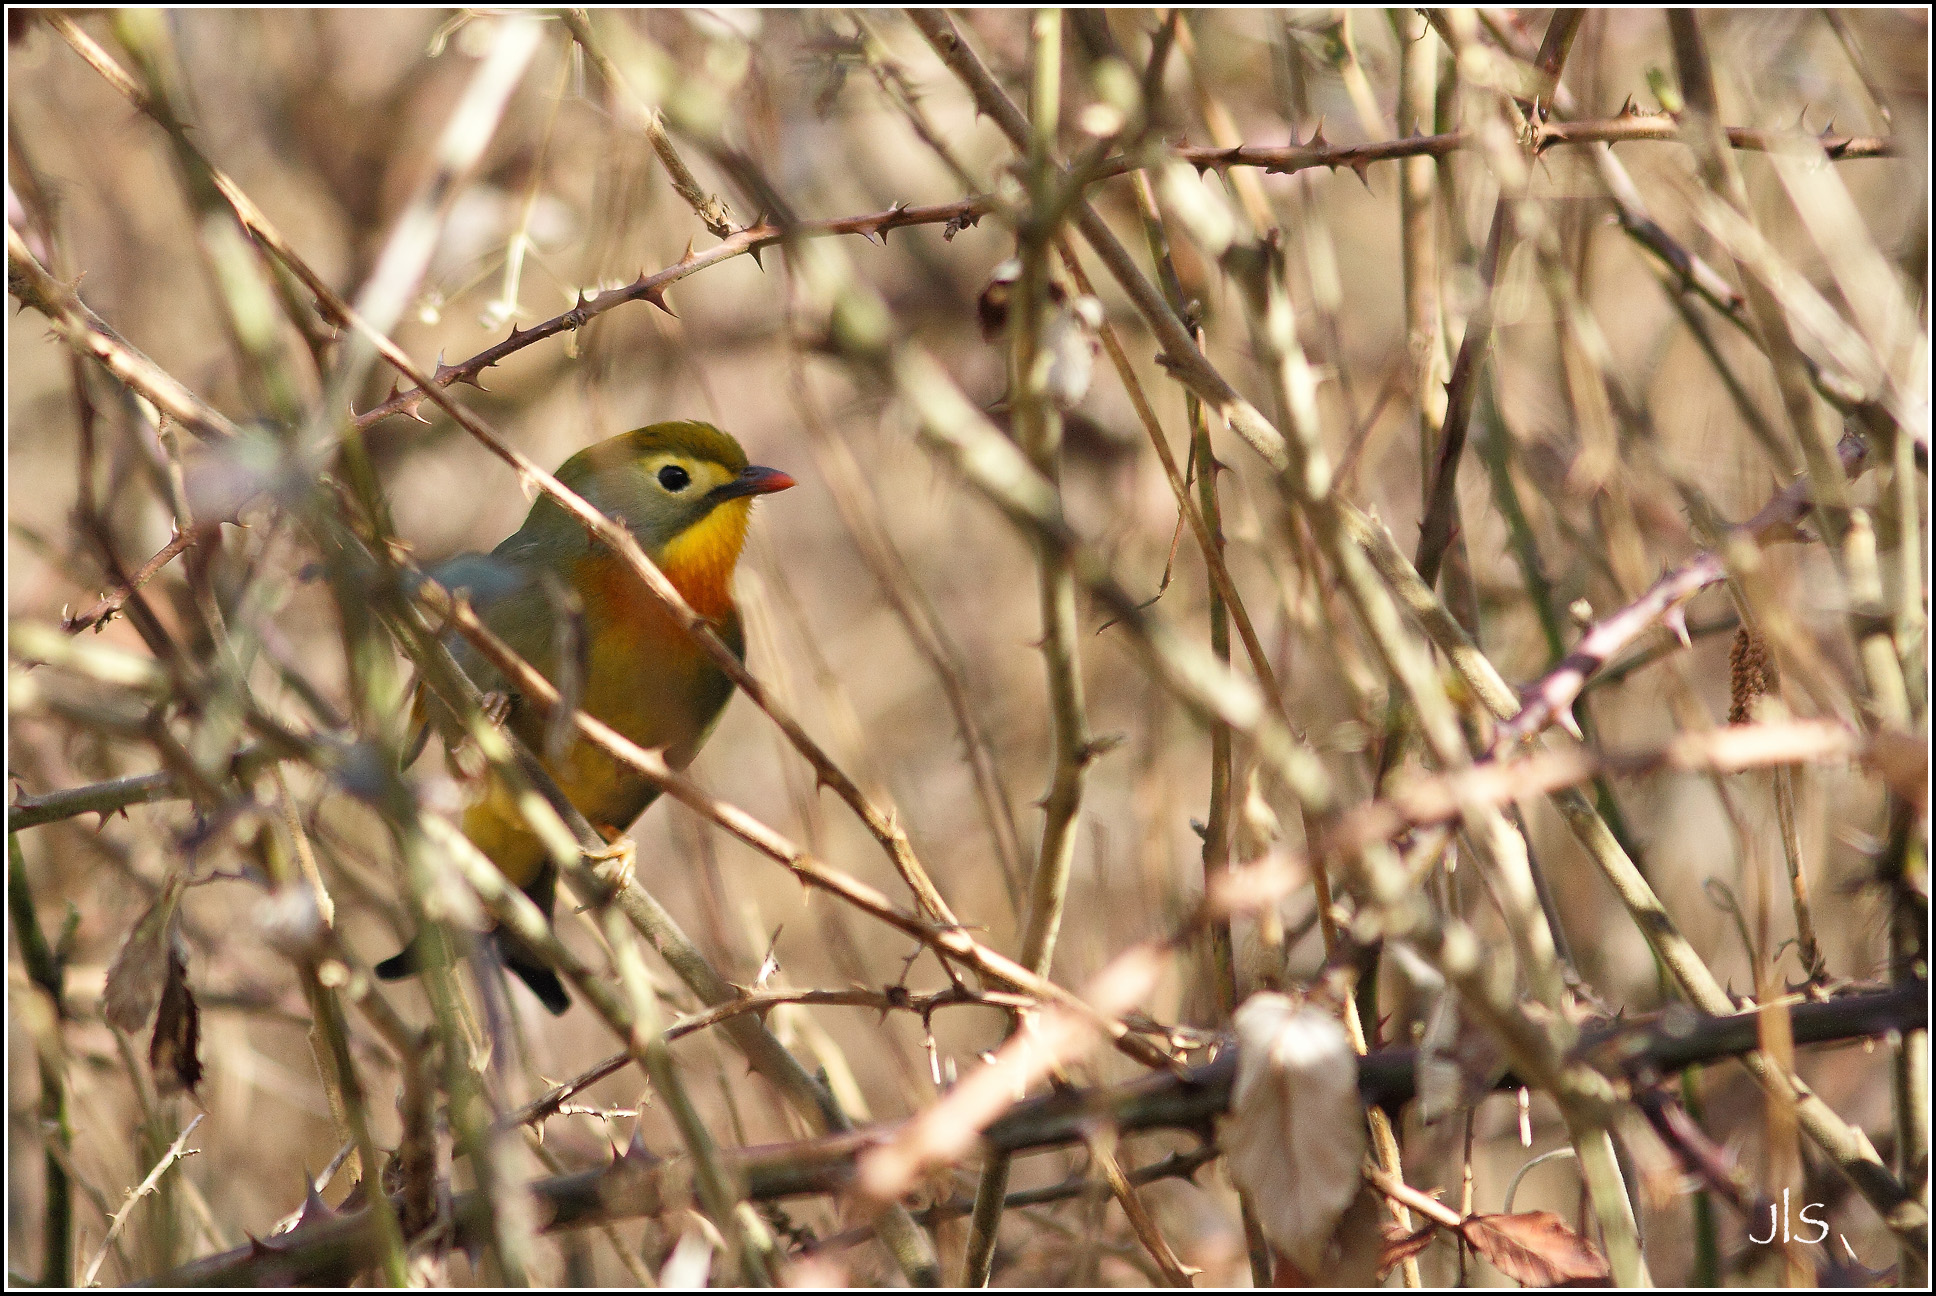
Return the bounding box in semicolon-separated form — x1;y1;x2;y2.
550;421;793;553
507;422;793;615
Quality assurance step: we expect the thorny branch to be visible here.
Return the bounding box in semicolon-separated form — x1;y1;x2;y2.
154;981;1925;1286
10;8;1925;1288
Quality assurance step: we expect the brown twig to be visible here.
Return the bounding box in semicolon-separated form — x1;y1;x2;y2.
1495;435;1869;749
59;523;221;635
7;227;240;444
417;578;1178;1072
1094;121;1896;184
502;984;1038;1131
154;981;1926;1285
560;11;736;240
349;198;992;431
1630;1085;1826;1279
1211;718;1873;917
80;1114;205;1287
52;16;974;945
1414;10;1583;590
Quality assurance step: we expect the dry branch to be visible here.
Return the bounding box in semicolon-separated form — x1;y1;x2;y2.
152;981;1925;1286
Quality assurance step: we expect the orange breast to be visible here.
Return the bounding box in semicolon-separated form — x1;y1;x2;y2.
655;496;754;623
463;505;750;889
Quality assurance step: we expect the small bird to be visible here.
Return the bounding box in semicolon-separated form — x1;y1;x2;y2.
377;421;794;1012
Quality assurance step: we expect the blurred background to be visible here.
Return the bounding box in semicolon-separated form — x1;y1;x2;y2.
8;9;1927;1285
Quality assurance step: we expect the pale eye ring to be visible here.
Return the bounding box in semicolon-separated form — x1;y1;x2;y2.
657;464;691;492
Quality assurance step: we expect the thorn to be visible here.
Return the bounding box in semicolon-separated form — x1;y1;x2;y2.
1793;105;1810;132
749;242;765;269
1663;605;1692;649
1557;709;1584;741
643;287;676;317
297;1176;336;1228
1350;159;1372;190
624;1123;659;1165
1309;117;1328;149
682;238;697;263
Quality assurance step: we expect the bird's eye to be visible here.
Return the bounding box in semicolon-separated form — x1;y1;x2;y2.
657;464;691;492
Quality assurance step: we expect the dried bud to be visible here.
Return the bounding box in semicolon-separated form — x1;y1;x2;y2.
1041;294;1103;410
1158;161;1236;259
976;258;1074;342
1235;765;1282;863
256;882;327;961
977;259;1022;340
1728;625;1775;725
1077;102;1126;137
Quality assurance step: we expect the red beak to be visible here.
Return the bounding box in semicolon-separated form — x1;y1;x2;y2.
712;465;796;501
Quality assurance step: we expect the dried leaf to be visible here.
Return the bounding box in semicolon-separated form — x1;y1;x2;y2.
1379;1222;1440;1276
149;941;203;1095
1223;993;1367;1274
1322;1183;1389;1287
1459;1211;1611;1286
103;872;187;1034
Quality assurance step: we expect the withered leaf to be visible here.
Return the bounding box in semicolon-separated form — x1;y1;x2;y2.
103;872;188;1034
1459;1211;1610;1287
1379;1222;1441;1277
149;941;203;1095
1223;994;1367;1276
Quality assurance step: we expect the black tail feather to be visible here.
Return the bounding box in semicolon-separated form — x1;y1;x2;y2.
374;938;422;981
499;935;571;1015
373;867;570;1014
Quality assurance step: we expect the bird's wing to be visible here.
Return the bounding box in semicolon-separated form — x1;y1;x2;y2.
436;552;559;696
405;553;564;750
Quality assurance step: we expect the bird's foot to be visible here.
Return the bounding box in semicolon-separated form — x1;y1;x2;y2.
583;830;637;889
478;690;514;728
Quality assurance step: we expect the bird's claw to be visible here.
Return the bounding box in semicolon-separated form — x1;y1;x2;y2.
584;832;637;887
